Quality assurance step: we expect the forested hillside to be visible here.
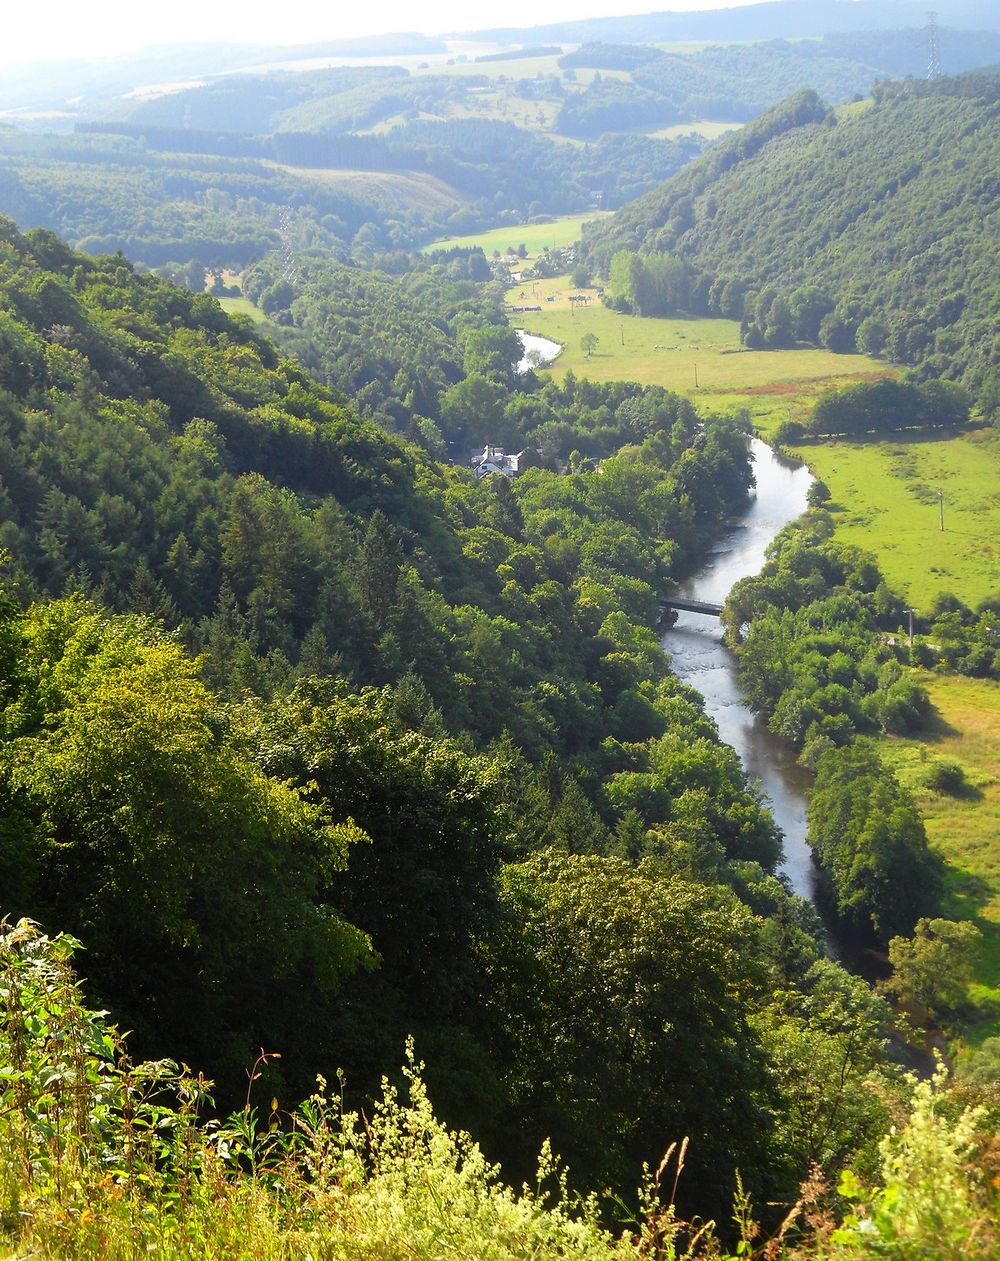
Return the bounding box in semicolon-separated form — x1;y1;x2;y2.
584;73;1000;402
0;214;916;1223
0;121;696;273
557;28;1000;134
0;125;997;1261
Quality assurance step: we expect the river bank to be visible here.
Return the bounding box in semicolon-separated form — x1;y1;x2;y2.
660;439;816;895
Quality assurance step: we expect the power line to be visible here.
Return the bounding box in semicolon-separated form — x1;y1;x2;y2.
926;10;942;80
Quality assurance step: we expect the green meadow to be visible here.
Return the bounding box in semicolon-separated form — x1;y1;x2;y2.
424;213;610;257
796;429;1000;611
648;121;742;141
217;295;267;324
882;671;1000;1040
512;273;888;399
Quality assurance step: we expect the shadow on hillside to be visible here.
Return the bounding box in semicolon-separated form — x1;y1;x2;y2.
917;709;961;743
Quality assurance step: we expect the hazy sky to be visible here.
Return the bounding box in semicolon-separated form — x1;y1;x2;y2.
1;0;771;67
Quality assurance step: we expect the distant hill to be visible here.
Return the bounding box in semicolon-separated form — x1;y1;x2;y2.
556;28;1000;134
0;33;447;114
462;0;1000;44
583;72;1000;402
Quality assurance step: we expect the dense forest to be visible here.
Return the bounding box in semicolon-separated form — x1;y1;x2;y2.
557;28;1000;135
584;74;1000;405
1;7;999;1252
4;209;996;1256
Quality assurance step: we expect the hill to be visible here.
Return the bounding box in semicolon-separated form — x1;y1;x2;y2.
0;215;994;1258
0;215;843;1217
464;0;1000;43
583;73;1000;403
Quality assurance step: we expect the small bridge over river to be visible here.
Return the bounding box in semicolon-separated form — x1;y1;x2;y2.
658;597;724;619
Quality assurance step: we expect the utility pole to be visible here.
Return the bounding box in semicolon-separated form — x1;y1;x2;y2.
694;363;699;388
905;608;915;647
938;488;945;531
620;322;624;346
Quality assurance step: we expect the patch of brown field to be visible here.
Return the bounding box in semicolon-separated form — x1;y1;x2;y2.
736;370;893;397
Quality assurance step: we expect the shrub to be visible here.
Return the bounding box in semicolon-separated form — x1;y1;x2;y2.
922;758;966;794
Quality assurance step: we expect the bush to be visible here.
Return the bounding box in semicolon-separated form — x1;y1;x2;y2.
923;758;966;794
807;478;831;507
772;419;805;446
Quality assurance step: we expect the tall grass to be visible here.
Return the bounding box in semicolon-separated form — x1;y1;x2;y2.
0;920;722;1261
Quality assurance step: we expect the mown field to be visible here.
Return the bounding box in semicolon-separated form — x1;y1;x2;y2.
217;295;267;324
272;164;468;214
424;214;609;258
796;429;1000;611
882;670;1000;1040
512;273;889;397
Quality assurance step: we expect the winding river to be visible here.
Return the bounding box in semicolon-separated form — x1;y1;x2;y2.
661;440;817;896
514;324;818;896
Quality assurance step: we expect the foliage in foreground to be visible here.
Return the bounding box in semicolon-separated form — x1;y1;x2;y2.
2;921;998;1261
0;918;734;1261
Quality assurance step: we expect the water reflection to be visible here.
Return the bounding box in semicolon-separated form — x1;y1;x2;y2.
661;440;816;896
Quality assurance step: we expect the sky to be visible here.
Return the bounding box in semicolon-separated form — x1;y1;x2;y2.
0;0;773;68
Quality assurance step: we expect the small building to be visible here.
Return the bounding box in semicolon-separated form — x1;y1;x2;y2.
472;445;526;479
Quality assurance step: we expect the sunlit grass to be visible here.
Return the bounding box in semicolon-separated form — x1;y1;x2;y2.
423;214;610;258
881;671;1000;1041
512;273;889;399
217;296;267;324
269;162;466;212
796;429;1000;611
648;121;742;140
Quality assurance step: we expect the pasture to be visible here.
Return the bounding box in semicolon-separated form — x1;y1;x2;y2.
217;295;267;324
883;670;1000;1039
511;273;889;396
424;214;610;258
796;429;1000;610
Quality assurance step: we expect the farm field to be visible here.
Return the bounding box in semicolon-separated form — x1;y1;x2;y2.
424;214;610;257
418;56;626;83
796;429;1000;611
882;671;1000;1040
511;273;888;397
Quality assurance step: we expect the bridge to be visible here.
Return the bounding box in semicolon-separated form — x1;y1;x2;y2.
658;597;724;618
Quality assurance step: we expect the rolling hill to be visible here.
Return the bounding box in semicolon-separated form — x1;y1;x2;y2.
583;72;1000;402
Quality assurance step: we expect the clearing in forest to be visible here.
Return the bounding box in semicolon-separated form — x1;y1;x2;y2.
217;296;267;324
424;214;610;259
512;273;888;399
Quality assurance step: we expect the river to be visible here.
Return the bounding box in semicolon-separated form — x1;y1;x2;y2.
660;439;817;896
515;330;562;374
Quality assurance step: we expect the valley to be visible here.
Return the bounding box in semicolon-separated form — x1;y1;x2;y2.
0;3;999;1256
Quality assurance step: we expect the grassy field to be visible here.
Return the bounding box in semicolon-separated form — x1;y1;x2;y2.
424;214;610;257
271;164;467;214
416;56;626;84
217;295;267;324
882;671;1000;1039
795;429;1000;610
511;273;889;397
648;121;742;140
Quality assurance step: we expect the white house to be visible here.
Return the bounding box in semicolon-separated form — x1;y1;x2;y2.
472;445;526;479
